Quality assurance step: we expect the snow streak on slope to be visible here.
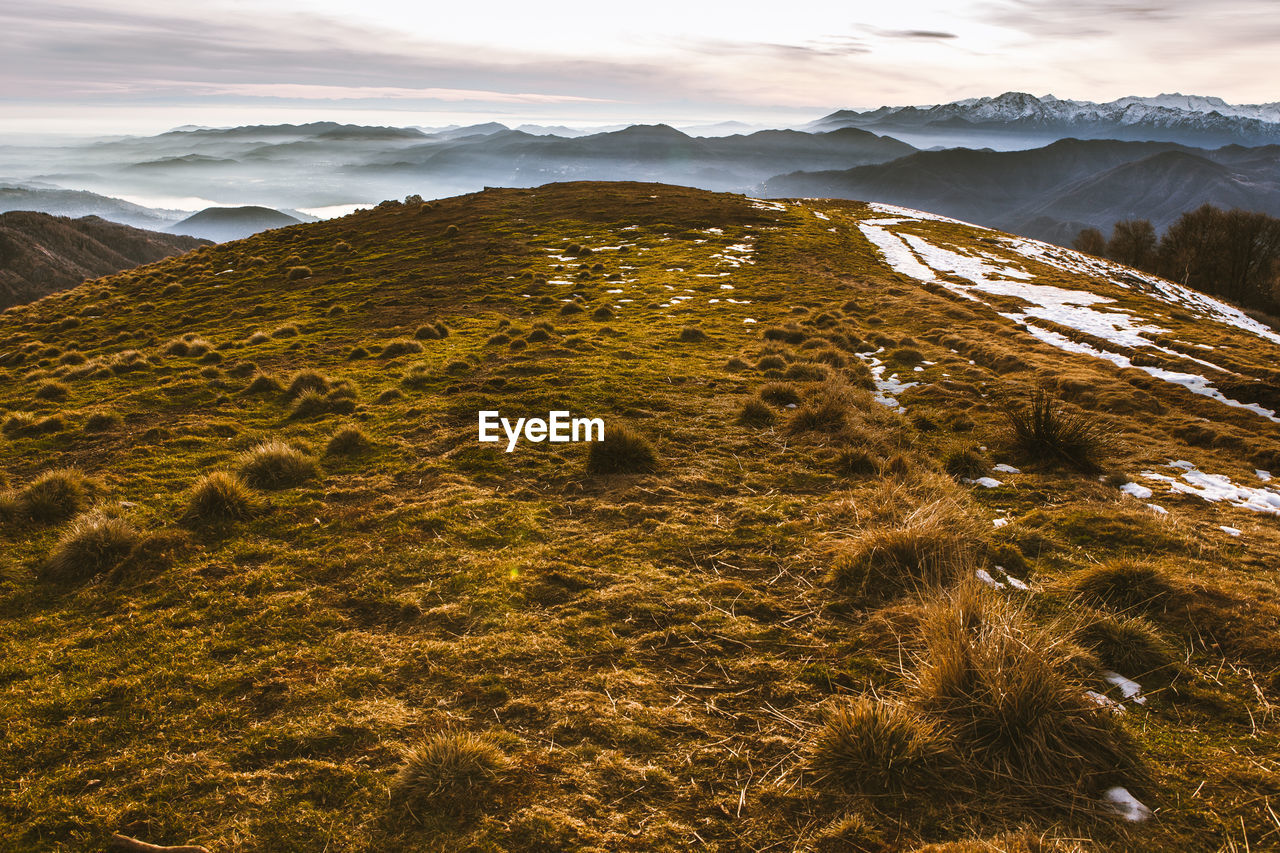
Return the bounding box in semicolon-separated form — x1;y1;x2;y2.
853;206;1280;423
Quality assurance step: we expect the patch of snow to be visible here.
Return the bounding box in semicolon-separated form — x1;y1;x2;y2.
1087;690;1124;712
975;568;1005;589
813;211;830;220
963;477;1003;488
1022;324;1278;423
856;224;936;282
1003;574;1030;591
1103;671;1146;705
1142;462;1280;514
748;199;788;212
866;202;986;227
743;318;757;324
1147;504;1168;514
1220;525;1242;537
993;464;1021;474
1102;787;1152;822
1120;482;1154;500
992;518;1009;528
1257;469;1273;482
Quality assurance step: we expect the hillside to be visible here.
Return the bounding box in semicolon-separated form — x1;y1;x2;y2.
763;139;1280;243
0;211;208;308
0;185;185;230
1;183;1278;852
167;206;304;242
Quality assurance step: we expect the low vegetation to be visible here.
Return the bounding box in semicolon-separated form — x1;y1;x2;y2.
0;183;1275;852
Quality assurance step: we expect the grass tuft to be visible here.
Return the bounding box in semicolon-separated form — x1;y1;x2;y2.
41;512;144;583
1002;390;1113;471
912;586;1136;796
286;370;331;399
830;503;976;598
237;441;318;490
15;468;92;524
586;425;657;475
326;425;370;456
392;731;511;811
737;399;775;427
183;471;255;524
811;697;944;793
1070;560;1178;612
1075;612;1176;676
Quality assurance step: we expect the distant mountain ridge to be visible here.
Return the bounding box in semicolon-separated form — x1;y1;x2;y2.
811;92;1280;148
762;138;1280;244
167;206;303;242
0;211;207;307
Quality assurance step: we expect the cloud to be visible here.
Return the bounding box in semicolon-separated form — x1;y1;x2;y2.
868;29;958;40
0;2;684;103
983;0;1280;42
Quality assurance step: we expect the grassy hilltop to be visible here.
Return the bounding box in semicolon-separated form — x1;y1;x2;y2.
0;182;1278;852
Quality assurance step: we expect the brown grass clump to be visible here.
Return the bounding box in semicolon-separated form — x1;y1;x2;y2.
737;399;775;427
392;731;511;811
247;332;271;345
1069;560;1178;613
586;425;657;475
759;382;800;407
326;425;370;456
1075;612;1177;676
789;382;853;434
33;380;69;401
830;503;977;598
756;354;787;371
413;324;442;340
810;697;944;793
286;266;312;280
286;370;331;399
289;388;356;419
183;471;255;524
380;339;424;359
84;411;122;432
14;468;92;524
271;324;299;338
944;448;990;480
244;371;284;395
237;441;317;490
41;512;144;583
1002;390;1113;472
677;326;708;343
911;587;1136;798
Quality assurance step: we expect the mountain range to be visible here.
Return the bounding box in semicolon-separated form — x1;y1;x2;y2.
764;138;1280;244
4;92;1280;303
810;92;1280;149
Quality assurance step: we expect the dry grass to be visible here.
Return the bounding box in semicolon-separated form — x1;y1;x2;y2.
1002;390;1114;472
183;472;255;524
41;512;145;583
392;731;511;811
586;424;656;475
830;502;978;598
11;468;92;524
810;697;945;793
237;441;318;490
326;425;370;456
910;586;1137;801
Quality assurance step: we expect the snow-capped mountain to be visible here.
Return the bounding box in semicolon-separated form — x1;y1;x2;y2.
811;92;1280;149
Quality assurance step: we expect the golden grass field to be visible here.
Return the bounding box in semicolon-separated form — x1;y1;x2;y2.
1;182;1278;851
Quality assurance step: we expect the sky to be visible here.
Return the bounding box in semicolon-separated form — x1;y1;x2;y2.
2;0;1279;136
